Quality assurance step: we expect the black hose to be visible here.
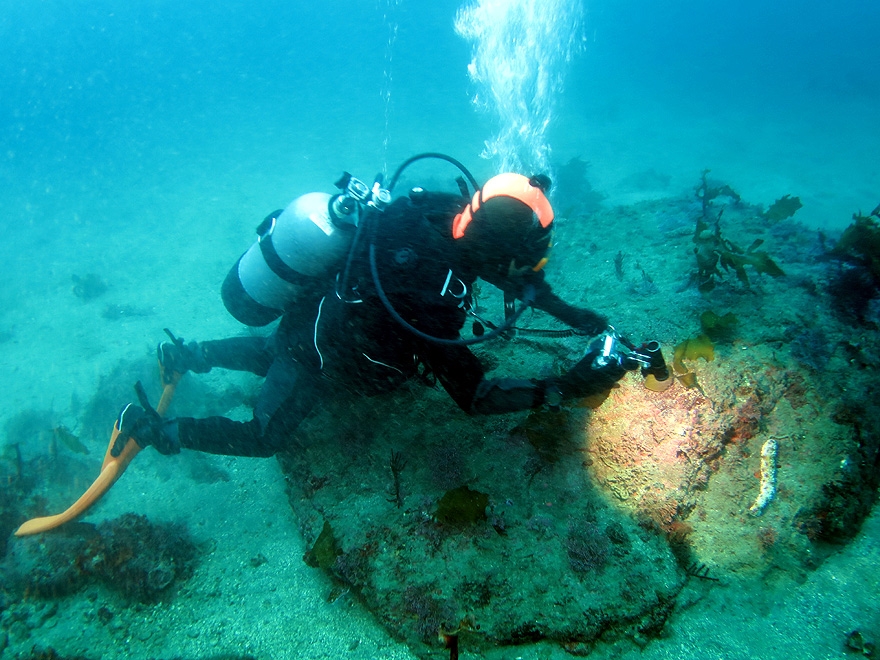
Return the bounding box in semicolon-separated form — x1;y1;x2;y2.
388;152;480;194
511;327;589;338
368;151;539;346
368;242;535;346
335;204;372;301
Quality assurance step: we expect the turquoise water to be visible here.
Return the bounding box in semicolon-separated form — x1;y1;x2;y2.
3;0;878;233
2;2;880;659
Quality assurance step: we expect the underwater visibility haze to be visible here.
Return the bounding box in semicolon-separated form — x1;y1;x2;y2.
2;0;880;658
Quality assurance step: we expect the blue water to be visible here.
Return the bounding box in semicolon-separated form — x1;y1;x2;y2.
3;0;878;236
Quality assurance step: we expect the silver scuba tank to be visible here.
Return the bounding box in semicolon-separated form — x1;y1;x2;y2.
222;191;358;326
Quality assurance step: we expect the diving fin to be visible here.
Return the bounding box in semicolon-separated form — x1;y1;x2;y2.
14;377;178;537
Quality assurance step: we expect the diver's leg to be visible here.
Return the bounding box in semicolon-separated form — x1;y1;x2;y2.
176;354;322;457
199;336;274;377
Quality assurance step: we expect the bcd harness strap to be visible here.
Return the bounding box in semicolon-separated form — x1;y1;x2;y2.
257;215;314;286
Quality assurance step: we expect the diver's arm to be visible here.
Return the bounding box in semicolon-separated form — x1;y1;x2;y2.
425;342;624;415
484;271;609;335
529;277;609;335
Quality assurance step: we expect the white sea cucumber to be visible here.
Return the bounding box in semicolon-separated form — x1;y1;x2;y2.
748;437;778;516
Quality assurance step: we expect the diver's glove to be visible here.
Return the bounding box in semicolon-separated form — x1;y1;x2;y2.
554;350;627;400
112;403;180;456
111;382;180;456
158;329;210;383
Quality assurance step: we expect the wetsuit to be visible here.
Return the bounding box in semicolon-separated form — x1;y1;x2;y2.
175;191;609;457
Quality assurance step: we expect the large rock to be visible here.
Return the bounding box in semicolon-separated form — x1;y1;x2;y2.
280;381;686;658
278;194;880;658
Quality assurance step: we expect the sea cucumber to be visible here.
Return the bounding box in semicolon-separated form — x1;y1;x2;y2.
749;437;777;516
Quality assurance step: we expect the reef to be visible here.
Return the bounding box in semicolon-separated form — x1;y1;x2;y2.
2;513;197;603
6;185;878;660
794;398;880;545
9;652;256;660
270;183;880;659
553;156;606;217
280;392;685;657
826;204;880;323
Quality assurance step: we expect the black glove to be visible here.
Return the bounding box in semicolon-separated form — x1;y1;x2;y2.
111;382;180;456
157;329;209;383
555;350;627;400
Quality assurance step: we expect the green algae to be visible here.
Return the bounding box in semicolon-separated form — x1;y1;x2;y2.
694;216;785;292
436;485;489;527
832;205;880;285
673;334;715;375
304;520;341;570
692;171;786;293
700;310;739;343
763;194;803;223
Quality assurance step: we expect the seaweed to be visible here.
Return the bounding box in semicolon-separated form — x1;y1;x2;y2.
831;204;880;284
692;210;785;292
672;334;715;375
0;484;20;558
669;333;714;394
685;562;719;582
435;485;489;527
695;169;741;214
629;264;658;297
844;630;876;657
827;265;878;323
762;194;802;223
690;171;785;292
516;408;571;463
614;251;625;281
826;205;880;323
304;520;341;570
676;371;703;393
387;450;406;508
700;310;739;343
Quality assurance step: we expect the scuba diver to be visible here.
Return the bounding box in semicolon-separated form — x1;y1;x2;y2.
113;154;629;459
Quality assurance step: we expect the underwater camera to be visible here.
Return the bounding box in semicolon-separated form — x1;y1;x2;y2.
591;329;673;392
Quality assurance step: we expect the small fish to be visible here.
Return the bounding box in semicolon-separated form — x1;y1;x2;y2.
53;425;90;455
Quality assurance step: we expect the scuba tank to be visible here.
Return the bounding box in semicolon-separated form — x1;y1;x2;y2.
220;151;521;342
221;175;382;326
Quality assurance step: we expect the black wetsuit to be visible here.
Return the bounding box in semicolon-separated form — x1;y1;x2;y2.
176;192;608;457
